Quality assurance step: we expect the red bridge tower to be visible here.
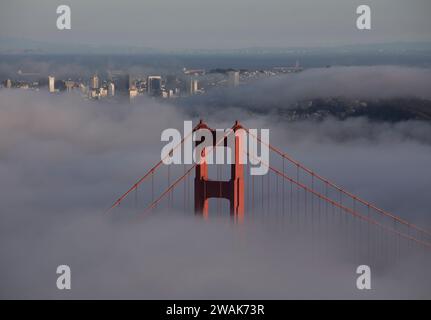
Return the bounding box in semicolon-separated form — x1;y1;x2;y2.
194;120;244;221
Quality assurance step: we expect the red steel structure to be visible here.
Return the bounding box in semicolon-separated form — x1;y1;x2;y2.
107;120;431;252
193;120;244;221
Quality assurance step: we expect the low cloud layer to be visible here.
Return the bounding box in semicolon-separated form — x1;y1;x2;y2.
1;66;431;299
184;66;431;116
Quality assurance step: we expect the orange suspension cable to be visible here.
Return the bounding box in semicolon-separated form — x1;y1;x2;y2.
244;127;431;238
143;128;236;215
246;150;431;249
106;124;196;213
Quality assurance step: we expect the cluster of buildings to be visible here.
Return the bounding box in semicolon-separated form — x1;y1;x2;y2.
1;62;302;101
43;71;207;100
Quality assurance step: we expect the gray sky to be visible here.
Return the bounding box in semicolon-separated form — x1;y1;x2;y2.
0;0;431;49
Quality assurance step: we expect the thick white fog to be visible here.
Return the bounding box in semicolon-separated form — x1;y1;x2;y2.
1;66;431;298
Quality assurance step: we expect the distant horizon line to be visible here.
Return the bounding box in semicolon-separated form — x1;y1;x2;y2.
1;36;431;55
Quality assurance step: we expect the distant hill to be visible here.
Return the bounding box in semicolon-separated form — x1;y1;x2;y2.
276;97;431;122
180;95;431;123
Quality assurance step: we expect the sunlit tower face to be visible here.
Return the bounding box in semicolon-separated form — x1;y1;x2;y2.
108;82;115;96
48;76;55;93
90;74;99;90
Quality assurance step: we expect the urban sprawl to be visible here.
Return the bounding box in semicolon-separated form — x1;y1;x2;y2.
1;62;302;101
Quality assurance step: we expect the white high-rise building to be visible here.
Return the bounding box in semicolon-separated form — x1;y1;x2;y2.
227;71;240;87
187;78;199;95
192;79;198;94
48;76;55;93
108;82;115;97
90;74;99;90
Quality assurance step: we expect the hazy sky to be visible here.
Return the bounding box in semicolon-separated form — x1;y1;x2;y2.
0;0;431;49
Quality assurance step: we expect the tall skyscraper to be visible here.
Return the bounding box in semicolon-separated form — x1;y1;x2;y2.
90;74;99;90
109;71;130;93
187;78;199;95
147;76;162;96
108;82;115;97
48;76;55;93
227;71;240;87
64;80;75;92
5;79;12;88
165;75;177;91
128;75;136;90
